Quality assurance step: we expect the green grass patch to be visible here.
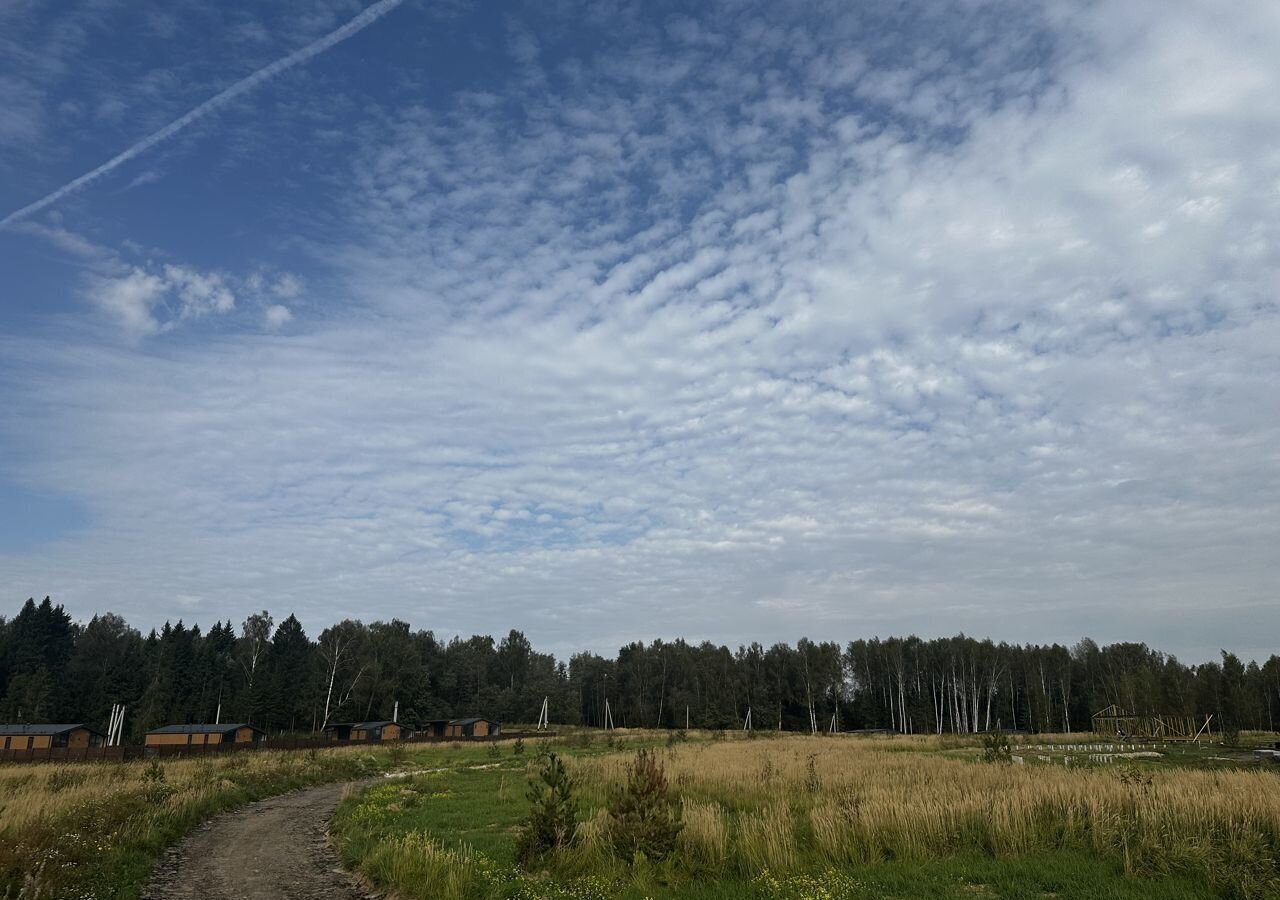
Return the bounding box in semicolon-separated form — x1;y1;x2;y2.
330;742;1232;900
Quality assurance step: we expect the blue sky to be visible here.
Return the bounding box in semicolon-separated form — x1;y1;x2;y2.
1;0;1277;662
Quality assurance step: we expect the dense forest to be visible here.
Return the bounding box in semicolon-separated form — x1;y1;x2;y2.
1;597;1277;742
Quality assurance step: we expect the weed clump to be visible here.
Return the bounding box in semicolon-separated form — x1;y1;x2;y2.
46;768;86;794
607;748;683;863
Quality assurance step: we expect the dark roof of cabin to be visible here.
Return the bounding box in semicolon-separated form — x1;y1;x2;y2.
449;717;497;726
353;721;398;729
0;723;102;736
146;723;261;734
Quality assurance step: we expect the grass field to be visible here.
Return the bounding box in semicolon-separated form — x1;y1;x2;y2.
1;730;1275;899
332;730;1280;900
0;742;441;899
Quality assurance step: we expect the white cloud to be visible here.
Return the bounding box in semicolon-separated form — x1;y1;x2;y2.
264;304;293;328
2;0;1278;662
87;263;236;338
163;265;236;317
271;273;302;299
90;268;169;338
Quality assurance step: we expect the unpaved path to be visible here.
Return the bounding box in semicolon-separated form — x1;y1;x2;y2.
143;782;375;900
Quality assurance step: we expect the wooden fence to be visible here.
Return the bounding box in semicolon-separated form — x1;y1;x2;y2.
0;730;554;764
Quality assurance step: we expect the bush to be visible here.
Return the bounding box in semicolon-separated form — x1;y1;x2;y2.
607;749;683;863
980;731;1012;764
516;752;579;865
142;759;166;785
513;738;526;756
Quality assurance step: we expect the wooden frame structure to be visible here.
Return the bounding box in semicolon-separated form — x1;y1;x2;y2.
1091;705;1213;741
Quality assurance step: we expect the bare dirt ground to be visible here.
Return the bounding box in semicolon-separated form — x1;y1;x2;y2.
142;782;375;900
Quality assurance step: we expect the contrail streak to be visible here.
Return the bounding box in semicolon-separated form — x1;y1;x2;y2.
0;0;404;231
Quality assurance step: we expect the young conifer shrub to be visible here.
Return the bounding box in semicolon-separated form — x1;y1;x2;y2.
516;752;580;865
980;730;1012;763
607;748;683;863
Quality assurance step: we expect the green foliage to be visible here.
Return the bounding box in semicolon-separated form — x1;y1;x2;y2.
980;731;1012;764
514;737;526;755
517;752;580;865
606;749;683;863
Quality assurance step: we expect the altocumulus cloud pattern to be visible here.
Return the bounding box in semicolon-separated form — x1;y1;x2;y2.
0;0;1277;662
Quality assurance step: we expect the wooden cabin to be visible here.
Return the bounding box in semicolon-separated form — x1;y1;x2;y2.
144;723;264;747
324;722;355;741
445;717;500;738
325;720;405;742
353;721;403;741
419;719;451;738
0;723;105;751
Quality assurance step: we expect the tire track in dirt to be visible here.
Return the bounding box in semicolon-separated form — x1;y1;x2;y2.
142;782;375;900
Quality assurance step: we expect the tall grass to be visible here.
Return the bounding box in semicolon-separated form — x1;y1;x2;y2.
0;745;400;899
563;735;1280;898
362;832;486;900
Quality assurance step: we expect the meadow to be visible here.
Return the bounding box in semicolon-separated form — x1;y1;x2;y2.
1;730;1276;899
332;731;1280;900
0;741;501;900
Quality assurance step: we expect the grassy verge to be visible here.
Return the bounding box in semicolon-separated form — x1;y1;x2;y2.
0;743;428;899
332;731;1279;899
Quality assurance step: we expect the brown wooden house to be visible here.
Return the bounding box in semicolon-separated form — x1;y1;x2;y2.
144;723;264;747
419;719;451;738
0;723;105;751
325;720;405;742
354;721;403;741
445;717;500;738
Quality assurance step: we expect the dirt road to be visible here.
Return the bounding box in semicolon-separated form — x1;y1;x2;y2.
143;782;375;900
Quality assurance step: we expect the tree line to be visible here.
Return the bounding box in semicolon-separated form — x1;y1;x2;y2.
1;597;1276;742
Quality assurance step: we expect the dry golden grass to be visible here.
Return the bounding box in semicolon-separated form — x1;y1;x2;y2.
566;734;1280;896
678;800;727;867
0;743;410;899
0;745;380;834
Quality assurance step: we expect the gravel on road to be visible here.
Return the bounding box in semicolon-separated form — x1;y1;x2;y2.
142;782;376;900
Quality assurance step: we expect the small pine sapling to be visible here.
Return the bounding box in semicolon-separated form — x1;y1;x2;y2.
607;748;683;863
515;752;579;865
